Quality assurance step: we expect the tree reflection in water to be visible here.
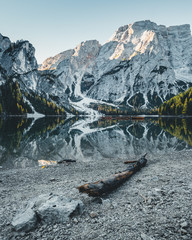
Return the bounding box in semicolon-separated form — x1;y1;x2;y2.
0;116;192;168
155;117;192;146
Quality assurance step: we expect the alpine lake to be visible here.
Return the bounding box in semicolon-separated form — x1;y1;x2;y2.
0;116;192;169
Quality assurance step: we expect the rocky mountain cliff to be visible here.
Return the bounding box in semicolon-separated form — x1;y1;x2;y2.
0;34;67;116
1;20;192;115
0;35;38;90
39;20;192;110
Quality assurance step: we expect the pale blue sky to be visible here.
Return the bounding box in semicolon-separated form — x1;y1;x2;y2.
0;0;191;63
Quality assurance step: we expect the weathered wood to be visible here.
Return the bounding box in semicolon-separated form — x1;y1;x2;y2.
124;160;138;164
77;154;147;197
57;159;76;163
124;154;147;164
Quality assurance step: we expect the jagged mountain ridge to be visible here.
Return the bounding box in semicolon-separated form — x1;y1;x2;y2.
1;20;192;115
39;20;192;109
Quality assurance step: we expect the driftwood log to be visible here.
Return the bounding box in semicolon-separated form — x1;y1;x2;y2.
124;160;138;164
57;159;76;163
77;154;147;197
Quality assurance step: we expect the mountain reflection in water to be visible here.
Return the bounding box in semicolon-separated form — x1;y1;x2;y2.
0;116;191;168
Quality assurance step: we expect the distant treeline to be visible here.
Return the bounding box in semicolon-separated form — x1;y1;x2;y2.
159;88;192;115
89;103;157;115
26;91;65;116
0;80;32;115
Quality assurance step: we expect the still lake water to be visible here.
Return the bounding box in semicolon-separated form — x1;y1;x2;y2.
0;116;192;168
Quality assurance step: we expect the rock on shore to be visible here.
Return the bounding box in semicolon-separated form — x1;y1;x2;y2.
0;150;192;239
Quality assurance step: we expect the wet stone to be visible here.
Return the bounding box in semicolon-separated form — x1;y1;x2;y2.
180;221;188;229
90;211;98;218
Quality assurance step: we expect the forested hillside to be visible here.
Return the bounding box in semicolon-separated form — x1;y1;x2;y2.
0;80;32;115
0;80;66;116
159;88;192;115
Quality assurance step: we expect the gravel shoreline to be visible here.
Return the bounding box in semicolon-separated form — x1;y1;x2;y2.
0;150;192;240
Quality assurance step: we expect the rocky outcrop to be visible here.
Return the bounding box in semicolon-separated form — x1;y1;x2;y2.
39;20;192;108
12;208;37;232
0;35;39;90
12;194;84;232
